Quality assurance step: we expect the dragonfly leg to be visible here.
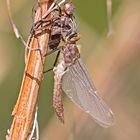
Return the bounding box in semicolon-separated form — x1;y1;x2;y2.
43;50;60;73
43;45;63;57
33;0;62;30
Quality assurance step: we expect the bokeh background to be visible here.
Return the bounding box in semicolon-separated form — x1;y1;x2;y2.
1;0;140;139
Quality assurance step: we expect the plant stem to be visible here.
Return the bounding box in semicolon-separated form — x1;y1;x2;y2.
8;0;54;139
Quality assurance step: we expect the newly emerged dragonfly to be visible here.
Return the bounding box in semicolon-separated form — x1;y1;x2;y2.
40;2;115;127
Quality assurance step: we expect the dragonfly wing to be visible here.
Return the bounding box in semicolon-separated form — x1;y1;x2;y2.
62;59;114;127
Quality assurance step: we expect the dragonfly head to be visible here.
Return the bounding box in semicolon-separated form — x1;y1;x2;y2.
64;2;75;15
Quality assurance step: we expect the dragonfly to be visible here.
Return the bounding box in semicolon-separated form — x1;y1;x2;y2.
37;1;115;127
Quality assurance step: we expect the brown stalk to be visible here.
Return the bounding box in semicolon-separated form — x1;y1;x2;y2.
8;0;55;139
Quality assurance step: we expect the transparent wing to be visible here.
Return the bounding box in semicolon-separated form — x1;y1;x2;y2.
62;59;114;127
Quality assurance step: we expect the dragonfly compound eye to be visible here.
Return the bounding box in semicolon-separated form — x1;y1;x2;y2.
64;3;75;15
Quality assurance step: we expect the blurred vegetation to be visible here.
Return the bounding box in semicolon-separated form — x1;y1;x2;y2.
1;0;140;140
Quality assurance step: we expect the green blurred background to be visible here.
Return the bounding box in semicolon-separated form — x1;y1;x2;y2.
1;0;140;140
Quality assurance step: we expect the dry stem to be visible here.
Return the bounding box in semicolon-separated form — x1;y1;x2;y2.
8;0;55;139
